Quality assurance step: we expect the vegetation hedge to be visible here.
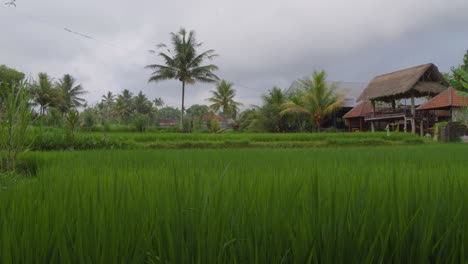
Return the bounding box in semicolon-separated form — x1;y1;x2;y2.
18;127;427;150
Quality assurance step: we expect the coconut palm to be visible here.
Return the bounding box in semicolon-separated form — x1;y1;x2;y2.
207;80;243;118
145;28;219;131
101;91;115;120
259;87;288;132
56;74;86;113
281;70;345;131
114;89;134;123
101;91;115;105
134;91;152;114
32;73;55;115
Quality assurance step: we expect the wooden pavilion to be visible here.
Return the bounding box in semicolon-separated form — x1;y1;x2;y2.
355;63;448;133
417;87;468;121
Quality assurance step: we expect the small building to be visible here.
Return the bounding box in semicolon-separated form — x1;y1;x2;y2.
159;118;178;127
356;63;448;134
343;101;373;131
417;87;468;122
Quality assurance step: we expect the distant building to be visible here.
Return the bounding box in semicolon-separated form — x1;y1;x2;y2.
158;118;178;127
345;63;448;134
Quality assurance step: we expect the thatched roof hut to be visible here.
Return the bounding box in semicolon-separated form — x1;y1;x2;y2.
357;63;448;102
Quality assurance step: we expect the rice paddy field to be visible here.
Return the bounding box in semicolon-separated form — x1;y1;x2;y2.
1;144;468;263
30;129;425;150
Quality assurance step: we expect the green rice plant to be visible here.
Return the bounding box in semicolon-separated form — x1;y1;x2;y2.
0;145;468;262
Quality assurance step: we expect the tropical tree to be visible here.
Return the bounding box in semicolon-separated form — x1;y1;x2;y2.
281;70;345;131
260;87;288;132
56;74;86;113
146;28;219;131
153;97;165;109
114;89;134;123
134;91;152;114
207;80;243;118
32;73;55;115
101;91;115;121
446;50;468;92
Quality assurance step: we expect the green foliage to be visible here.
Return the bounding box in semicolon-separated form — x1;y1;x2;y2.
132;113;149;132
41;107;63;127
445;50;468;91
0;145;468;262
81;108;97;131
259;87;289;132
0;64;24;89
281;70;345;130
209;118;220;132
0;80;32;171
433;122;449;141
31;73;57;115
65;110;80;142
134;91;153;114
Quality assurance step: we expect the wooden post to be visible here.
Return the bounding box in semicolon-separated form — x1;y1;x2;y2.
420;120;424;137
404;117;407;133
411;93;416;134
371;121;375;132
371;100;376;117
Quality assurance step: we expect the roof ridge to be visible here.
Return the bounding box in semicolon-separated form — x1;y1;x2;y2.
372;63;432;79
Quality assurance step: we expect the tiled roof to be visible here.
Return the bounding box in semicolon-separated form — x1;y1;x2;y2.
343;101;373;119
417;87;468;110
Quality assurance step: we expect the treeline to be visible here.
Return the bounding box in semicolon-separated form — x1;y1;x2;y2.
0;64;348;133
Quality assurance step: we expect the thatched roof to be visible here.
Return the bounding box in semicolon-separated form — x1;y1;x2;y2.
357;63;448;102
417;87;468;110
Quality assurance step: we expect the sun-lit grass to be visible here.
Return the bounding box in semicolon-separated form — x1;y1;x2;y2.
1;145;467;262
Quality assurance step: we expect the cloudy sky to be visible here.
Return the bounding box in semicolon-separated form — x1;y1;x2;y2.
1;0;467;109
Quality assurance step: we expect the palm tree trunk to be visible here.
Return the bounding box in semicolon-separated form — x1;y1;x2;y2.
180;81;185;132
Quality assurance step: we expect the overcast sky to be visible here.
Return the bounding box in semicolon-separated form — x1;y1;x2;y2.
1;0;467;109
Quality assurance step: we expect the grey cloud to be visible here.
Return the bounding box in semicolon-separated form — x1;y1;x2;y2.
1;0;467;109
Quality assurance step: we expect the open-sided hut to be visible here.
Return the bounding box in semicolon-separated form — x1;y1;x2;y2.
357;63;448;133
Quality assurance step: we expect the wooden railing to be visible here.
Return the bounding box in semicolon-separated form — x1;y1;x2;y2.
365;107;435;121
365;108;411;120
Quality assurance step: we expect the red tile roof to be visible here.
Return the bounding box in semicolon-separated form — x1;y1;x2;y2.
343;101;373;119
417;87;468;110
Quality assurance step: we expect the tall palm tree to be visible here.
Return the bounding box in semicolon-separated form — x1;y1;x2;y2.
281;70;345;131
261;87;288;132
207;80;243;118
101;91;115;105
56;74;86;113
145;28;219;131
32;73;54;115
134;91;152;114
101;91;115;120
115;89;134;123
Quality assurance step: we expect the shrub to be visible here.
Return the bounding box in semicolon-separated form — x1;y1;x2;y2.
81;108;97;131
133;114;149;132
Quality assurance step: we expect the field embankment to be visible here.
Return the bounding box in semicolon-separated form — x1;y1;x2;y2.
27;128;425;150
